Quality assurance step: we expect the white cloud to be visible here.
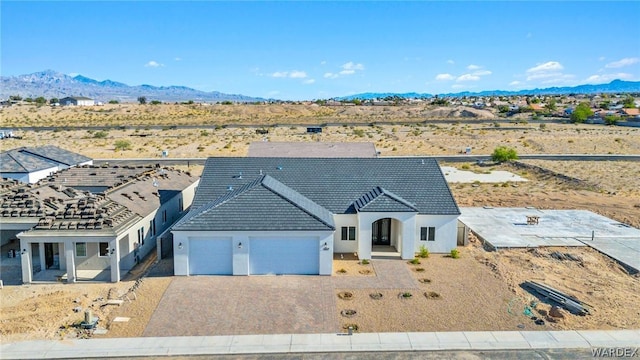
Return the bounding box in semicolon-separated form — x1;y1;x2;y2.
68;72;79;77
585;73;633;83
539;74;576;84
271;70;307;79
605;57;639;69
342;62;364;71
509;81;523;86
451;84;467;89
472;70;492;76
598;56;606;62
456;74;480;82
447;60;455;65
324;72;338;79
303;79;316;84
526;32;532;39
526;61;563;73
144;60;164;68
289;71;307;78
320;60;327;65
174;57;182;61
339;69;355;75
435;73;454;81
467;64;481;70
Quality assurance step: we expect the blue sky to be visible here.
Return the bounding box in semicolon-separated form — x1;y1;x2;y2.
2;1;639;100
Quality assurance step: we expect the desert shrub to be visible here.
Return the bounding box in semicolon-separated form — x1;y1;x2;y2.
93;131;108;139
114;140;132;151
408;258;421;265
461;163;470;170
450;249;460;259
360;259;370;265
353;129;365;137
491;146;518;162
417;245;429;258
337;268;347;274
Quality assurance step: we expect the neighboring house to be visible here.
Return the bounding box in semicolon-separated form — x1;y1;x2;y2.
0;146;93;184
59;97;95;106
172;157;460;276
0;165;199;283
621;108;640;117
248;142;378;158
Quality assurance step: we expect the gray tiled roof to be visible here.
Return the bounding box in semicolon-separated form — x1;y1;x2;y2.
354;186;418;212
190;157;460;219
0;146;91;173
1;149;58;173
22;145;92;166
173;175;335;231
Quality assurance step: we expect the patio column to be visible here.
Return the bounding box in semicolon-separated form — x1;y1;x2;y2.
64;240;76;283
110;238;120;282
20;238;32;284
400;215;417;259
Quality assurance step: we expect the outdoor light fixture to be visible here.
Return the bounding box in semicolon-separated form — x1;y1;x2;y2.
178;242;183;250
238;242;243;249
323;242;330;251
110;248;115;255
21;249;27;255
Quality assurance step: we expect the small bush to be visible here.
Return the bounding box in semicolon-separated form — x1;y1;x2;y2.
408;258;421;265
450;249;460;259
93;131;108;139
461;164;470;170
114;140;132;151
337;268;347;274
417;245;429;258
360;259;370;265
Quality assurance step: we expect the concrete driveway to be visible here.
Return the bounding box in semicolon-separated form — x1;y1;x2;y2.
143;259;417;337
143;275;338;336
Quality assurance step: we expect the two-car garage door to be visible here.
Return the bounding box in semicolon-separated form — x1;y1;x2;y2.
187;236;320;275
249;237;319;275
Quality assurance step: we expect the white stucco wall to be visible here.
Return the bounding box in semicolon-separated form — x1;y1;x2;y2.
332;214;359;253
172;230;334;276
1;167;57;184
414;214;459;253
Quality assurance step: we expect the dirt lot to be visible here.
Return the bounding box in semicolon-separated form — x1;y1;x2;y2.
1;105;639;341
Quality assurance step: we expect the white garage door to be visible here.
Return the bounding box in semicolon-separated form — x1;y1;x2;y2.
189;237;233;275
250;237;319;275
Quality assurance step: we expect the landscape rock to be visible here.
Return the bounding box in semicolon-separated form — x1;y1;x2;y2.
549;306;566;319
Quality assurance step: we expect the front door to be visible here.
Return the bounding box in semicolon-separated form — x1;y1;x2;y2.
372;218;391;246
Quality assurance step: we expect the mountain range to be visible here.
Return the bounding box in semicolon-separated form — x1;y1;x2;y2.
0;70;264;103
338;80;640;100
1;70;639;102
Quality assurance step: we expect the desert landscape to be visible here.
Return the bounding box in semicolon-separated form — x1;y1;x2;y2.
1;103;639;342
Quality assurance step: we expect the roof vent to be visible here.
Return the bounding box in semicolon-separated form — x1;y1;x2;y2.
276;166;283;170
238;171;242;179
227;185;233;191
421;159;425;165
152;179;158;187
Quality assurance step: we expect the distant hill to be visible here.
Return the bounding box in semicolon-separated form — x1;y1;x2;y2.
339;80;640;100
0;70;264;103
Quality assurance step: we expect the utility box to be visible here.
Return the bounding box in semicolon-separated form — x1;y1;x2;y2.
307;127;322;134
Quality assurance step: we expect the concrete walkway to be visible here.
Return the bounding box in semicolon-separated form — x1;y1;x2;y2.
2;330;639;359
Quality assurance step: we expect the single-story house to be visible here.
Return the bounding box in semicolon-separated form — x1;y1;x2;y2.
0;145;93;184
59;97;95;106
172;157;461;276
0;165;199;283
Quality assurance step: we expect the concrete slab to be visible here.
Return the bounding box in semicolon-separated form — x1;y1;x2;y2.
441;166;528;183
435;331;471;349
407;332;440;350
112;316;129;322
459;207;640;272
548;330;591;347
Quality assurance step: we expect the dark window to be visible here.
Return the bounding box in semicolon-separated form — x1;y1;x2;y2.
348;227;356;241
341;226;356;240
162;210;167;224
99;242;109;257
138;227;145;246
76;242;87;257
420;227;436;241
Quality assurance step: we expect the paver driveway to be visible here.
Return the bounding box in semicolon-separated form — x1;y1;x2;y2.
143;259;418;337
